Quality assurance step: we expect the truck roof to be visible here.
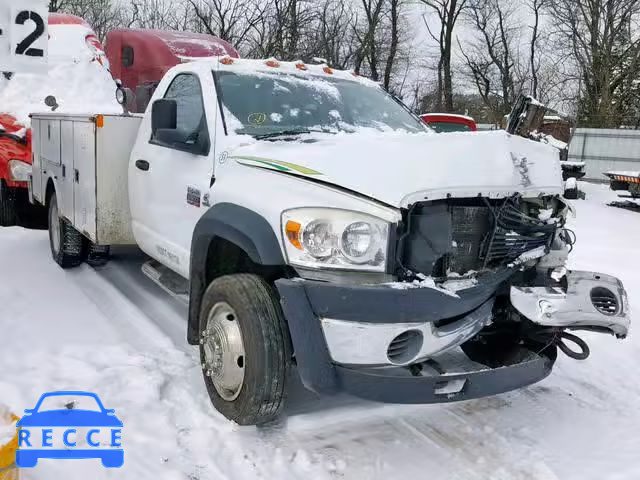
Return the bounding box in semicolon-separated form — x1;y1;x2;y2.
107;29;239;61
208;56;376;86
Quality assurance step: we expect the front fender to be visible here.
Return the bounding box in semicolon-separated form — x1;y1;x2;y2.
187;203;286;344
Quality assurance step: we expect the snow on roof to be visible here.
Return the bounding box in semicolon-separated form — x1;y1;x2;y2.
197;56;377;86
606;171;640;178
116;28;239;59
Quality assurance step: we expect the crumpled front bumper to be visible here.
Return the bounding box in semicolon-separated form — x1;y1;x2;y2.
275;275;555;403
511;270;630;338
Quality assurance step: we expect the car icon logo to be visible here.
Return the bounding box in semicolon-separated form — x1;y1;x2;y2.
15;391;123;468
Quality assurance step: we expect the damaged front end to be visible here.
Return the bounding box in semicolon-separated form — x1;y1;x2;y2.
276;192;629;404
393;193;630;366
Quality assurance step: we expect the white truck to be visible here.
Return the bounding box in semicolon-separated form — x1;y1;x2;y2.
29;56;630;426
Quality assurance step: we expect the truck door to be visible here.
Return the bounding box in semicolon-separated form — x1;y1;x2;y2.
129;73;214;278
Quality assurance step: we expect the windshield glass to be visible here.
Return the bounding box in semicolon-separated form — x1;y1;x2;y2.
215;70;427;136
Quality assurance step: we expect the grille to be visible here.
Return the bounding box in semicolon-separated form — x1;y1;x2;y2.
400;197;556;277
590;287;619;316
387;330;423;364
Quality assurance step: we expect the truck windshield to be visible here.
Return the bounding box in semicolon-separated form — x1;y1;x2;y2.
214;70;427;136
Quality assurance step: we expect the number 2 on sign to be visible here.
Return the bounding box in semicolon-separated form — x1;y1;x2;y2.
15;10;45;57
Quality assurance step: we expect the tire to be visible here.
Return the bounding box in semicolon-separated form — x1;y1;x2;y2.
199;274;291;425
0;180;17;227
48;192;85;269
87;243;111;267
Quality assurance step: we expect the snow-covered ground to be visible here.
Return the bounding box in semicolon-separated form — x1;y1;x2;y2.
1;181;639;479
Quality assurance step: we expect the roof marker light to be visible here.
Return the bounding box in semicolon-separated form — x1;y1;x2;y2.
220;57;234;65
323;66;334;75
295;62;308;71
266;59;280;68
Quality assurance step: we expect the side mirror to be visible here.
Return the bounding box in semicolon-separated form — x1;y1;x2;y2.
116;87;137;115
151;99;177;134
44;96;59;111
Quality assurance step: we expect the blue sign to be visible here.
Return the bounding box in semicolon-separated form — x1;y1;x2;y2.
15;391;123;468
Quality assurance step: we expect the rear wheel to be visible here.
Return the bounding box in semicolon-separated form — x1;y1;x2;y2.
48;192;85;268
0;180;17;226
199;274;291;425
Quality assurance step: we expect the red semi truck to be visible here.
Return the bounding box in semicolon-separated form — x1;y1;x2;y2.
0;17;239;226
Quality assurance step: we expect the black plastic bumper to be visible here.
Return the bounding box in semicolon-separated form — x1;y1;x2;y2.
335;354;553;404
275;276;556;404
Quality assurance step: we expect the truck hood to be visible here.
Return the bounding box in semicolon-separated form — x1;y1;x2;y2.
229;130;564;208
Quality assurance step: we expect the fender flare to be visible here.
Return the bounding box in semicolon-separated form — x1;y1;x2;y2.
187;203;286;344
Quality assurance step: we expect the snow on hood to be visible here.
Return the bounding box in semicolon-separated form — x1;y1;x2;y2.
0;24;121;126
229;130;564;207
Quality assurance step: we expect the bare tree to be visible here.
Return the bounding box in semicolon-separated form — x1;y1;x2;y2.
49;0;66;12
419;0;468;111
354;0;385;79
459;0;523;121
187;0;264;52
527;0;547;98
551;0;640;127
310;0;359;69
56;0;129;40
382;0;402;91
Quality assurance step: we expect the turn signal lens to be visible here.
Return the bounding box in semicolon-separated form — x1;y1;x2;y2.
95;115;104;128
285;220;303;250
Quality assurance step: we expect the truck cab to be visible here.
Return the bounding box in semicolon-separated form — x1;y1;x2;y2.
105;29;239;113
30;57;631;426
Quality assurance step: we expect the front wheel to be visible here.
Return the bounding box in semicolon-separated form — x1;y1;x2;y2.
48;192;85;268
199;274;291;425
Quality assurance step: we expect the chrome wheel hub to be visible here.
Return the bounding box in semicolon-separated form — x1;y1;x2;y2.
202;302;245;401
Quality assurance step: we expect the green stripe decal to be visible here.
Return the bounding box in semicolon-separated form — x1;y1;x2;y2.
231;155;322;176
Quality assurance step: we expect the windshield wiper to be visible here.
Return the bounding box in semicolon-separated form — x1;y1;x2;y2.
253;129;312;140
253;128;338;140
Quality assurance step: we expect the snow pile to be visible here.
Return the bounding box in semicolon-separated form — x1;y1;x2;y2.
0;24;121;126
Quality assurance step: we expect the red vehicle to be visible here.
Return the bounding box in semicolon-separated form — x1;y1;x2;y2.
106;29;239;112
0;19;238;226
420;113;478;133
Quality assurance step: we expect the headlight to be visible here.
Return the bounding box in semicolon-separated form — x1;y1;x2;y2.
282;208;390;272
8;160;32;182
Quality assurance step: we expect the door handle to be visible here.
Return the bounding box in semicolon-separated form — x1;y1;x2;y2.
136;160;150;171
